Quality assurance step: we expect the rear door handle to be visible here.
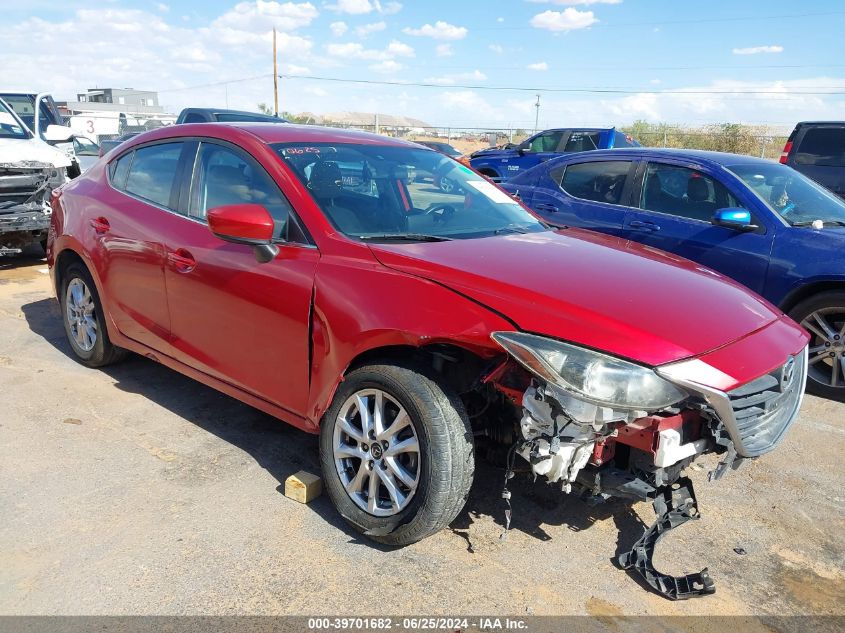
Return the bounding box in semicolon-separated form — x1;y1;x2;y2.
628;220;660;231
167;248;196;273
535;203;559;213
90;217;110;234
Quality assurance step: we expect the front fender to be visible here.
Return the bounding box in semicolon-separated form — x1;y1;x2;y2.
306;256;513;425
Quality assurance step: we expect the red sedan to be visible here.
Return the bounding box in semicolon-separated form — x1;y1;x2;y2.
48;123;808;599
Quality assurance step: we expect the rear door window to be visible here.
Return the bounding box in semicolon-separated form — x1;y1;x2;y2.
555;161;632;205
123;142;183;208
109;151;134;189
795;127;845;167
563;131;601;152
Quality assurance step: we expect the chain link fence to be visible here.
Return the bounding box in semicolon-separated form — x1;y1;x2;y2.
298;121;789;160
64;111;789;162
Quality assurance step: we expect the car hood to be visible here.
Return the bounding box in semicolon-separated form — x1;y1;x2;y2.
471;148;512;159
368;228;782;366
0;136;72;169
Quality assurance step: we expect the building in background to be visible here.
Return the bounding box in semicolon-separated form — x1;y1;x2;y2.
56;88;175;141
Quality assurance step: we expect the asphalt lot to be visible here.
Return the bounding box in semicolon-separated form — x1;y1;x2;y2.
1;248;844;617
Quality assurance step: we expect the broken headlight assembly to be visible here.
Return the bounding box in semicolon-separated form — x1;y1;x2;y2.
491;331;720;600
491;331;688;411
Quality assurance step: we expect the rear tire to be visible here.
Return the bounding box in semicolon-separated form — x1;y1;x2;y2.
789;291;845;401
60;262;126;368
319;363;474;546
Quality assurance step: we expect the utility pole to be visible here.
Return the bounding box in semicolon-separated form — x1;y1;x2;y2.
273;27;279;117
534;94;541;133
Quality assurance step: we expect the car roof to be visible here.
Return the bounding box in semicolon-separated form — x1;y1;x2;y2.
120;122;419;149
557;147;775;167
542;127;613;133
795;121;845;126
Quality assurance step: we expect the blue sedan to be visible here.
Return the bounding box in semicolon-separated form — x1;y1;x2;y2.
500;148;845;400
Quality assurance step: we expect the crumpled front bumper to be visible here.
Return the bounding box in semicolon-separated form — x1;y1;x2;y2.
0;164;60;249
657;315;810;458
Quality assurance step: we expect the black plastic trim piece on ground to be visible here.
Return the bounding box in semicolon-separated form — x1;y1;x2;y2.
618;476;716;600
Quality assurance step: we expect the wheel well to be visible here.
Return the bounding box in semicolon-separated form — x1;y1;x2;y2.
780;281;845;313
477;167;499;178
54;249;86;295
344;343;494;396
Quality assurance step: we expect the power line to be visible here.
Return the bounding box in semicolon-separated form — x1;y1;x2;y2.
396;63;845;73
280;74;845;97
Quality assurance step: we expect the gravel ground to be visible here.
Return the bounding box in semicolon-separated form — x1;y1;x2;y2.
1;249;843;617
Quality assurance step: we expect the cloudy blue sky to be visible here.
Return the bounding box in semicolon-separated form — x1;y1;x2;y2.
4;0;844;129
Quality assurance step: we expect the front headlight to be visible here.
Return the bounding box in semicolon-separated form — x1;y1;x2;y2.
492;331;688;411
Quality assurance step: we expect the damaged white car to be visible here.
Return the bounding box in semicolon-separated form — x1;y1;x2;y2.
0;97;70;255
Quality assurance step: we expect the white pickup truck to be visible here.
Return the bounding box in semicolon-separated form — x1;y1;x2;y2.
0;96;72;255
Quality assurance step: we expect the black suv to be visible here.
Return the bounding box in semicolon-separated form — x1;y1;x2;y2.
780;122;845;200
175;108;288;124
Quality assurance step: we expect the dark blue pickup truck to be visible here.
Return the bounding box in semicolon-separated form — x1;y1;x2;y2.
469;127;639;182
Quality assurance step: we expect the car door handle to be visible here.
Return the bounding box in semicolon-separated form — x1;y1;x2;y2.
90;217;110;234
167;248;196;273
628;220;660;231
535;203;559;213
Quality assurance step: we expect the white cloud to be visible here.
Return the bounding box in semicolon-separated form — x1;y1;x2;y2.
527;61;548;71
530;8;597;31
732;45;784;55
356;20;386;37
527;0;621;5
435;43;454;57
369;59;403;74
325;0;401;14
385;39;414;56
325;38;413;60
378;1;403;14
496;16;504;22
157;3;170;12
285;63;311;75
403;20;468;40
325;0;374;14
329;20;348;36
304;85;329;96
424;70;487;85
213;1;319;32
488;43;504;53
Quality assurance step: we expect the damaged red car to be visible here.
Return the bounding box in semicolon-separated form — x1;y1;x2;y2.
48;124;809;599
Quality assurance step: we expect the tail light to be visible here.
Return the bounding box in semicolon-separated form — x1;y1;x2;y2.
779;141;792;164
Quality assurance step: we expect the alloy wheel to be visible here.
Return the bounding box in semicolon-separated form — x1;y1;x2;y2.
65;278;98;352
802;307;845;389
332;388;420;517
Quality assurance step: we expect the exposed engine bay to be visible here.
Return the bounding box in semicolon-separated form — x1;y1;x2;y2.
0;160;63;255
423;336;805;601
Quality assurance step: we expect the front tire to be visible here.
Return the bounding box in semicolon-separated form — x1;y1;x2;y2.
60;262;126;368
319;363;474;546
789;291;845;401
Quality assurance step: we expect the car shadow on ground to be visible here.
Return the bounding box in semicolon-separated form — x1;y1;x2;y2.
0;246;47;272
22;296;650;559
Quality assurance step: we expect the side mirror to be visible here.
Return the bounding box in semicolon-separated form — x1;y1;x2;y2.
207;204;279;263
712;208;758;232
517;147;527;156
43;124;73;142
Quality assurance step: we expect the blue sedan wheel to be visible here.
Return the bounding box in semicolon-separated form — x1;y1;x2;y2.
790;291;845;401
